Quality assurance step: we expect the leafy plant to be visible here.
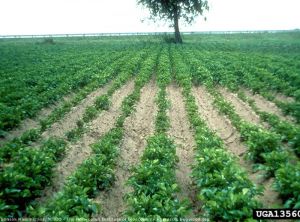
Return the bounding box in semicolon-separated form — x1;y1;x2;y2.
30;184;99;221
260;150;289;177
170;47;262;221
0;129;40;162
82;106;98;123
65;126;85;142
240;122;281;163
95;95;110;110
29;49;158;220
274;163;300;208
0;137;67;217
126;135;189;219
126;49;188;219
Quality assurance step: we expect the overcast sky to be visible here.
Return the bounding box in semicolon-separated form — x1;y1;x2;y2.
0;0;299;35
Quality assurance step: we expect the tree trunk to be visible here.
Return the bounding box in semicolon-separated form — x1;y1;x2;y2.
174;11;182;44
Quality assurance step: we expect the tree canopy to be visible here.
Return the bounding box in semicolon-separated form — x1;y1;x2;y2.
138;0;209;43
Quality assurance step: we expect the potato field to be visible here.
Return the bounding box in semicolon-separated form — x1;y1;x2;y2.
0;32;300;221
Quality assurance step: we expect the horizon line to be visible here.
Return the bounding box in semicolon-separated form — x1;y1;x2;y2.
1;29;299;39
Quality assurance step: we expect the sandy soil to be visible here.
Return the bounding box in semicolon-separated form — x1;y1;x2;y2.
192;86;282;207
274;93;295;103
167;84;200;217
0;93;73;145
92;79;158;219
193;87;242;155
242;89;295;123
42;82;113;139
37;80;135;204
219;87;262;125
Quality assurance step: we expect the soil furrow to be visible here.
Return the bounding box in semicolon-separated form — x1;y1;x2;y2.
92;79;158;219
42;81;113;139
242;89;295;123
219;87;262;125
167;84;199;217
192;87;241;154
192;86;282;207
37;80;135;204
275;93;295;103
0;94;73;145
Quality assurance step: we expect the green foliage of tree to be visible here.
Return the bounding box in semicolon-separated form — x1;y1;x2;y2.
137;0;209;43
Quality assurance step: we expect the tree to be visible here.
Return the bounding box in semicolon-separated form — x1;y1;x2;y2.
138;0;209;43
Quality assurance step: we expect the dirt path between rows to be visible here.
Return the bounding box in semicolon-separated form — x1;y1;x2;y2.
37;80;135;204
0;93;74;145
167;85;199;217
219;88;262;125
42;81;113;139
192;86;282;207
92;79;158;219
275;93;295;103
242;89;295;123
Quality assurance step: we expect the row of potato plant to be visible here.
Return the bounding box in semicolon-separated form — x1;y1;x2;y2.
0;44;126;134
171;46;262;221
181;47;296;163
221;51;300;123
125;46;189;220
0;137;67;217
209;87;300;209
184;45;300;159
226;52;300;123
188;40;300;209
192;47;300;123
182;49;300;209
65;48;149;142
28;48;159;220
237;91;300;158
245;53;300;98
181;46;300;159
38;49;129;131
0;46;149;218
0;49;135;164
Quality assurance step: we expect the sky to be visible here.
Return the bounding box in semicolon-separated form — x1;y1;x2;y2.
0;0;299;35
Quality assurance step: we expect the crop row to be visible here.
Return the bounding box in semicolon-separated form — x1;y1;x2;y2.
0;48;138;165
182;46;300;157
237;91;300;157
0;46;155;218
180;46;300;209
0;137;67;217
125;47;189;220
181;47;300;158
245;53;300;95
65;47;149;142
183;46;300;123
0;45;131;134
170;46;261;221
180;47;300;159
210;88;300;208
28;47;159;220
185;47;300;154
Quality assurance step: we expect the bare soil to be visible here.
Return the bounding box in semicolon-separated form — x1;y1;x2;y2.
219;87;262;125
274;93;295;103
167;84;200;217
37;80;135;204
192;86;282;207
192;87;242;155
42;82;113;139
242;89;295;123
0;93;73;145
92;79;158;219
